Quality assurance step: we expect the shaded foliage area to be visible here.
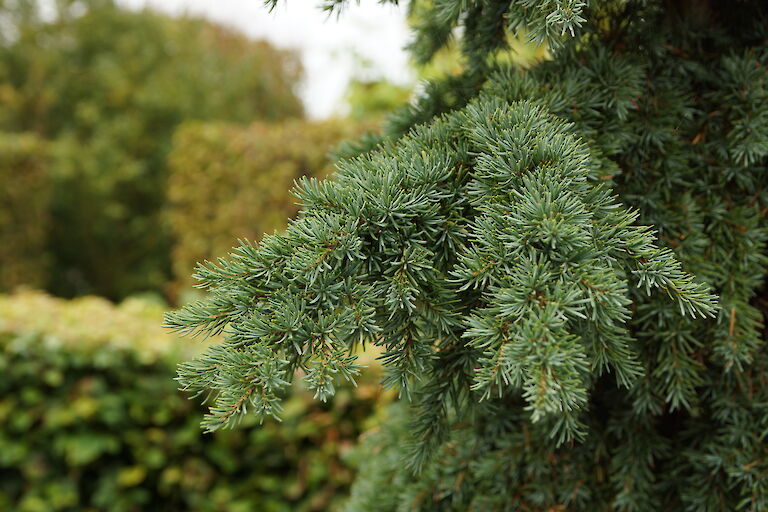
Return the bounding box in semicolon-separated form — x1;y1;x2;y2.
0;132;49;291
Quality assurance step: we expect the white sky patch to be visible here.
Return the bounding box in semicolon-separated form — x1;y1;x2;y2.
117;0;414;119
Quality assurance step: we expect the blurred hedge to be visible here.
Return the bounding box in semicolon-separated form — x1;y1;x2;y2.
0;0;304;299
0;133;49;292
167;119;365;291
0;291;387;512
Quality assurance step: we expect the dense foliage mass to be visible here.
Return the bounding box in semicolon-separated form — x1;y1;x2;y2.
166;119;366;291
166;0;768;509
0;292;384;512
0;0;303;299
0;132;49;291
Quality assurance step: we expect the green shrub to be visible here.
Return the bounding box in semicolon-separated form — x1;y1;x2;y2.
0;133;49;292
0;291;386;512
166;119;365;291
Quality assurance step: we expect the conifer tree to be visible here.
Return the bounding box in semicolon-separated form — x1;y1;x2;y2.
167;1;768;509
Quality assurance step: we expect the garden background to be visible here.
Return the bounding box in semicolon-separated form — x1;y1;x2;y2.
0;1;415;510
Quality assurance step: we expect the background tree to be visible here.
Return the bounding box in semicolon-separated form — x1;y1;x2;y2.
0;0;303;299
168;0;768;510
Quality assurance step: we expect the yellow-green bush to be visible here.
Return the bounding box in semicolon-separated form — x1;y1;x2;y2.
0;133;49;292
0;291;186;362
167;119;365;290
0;291;387;511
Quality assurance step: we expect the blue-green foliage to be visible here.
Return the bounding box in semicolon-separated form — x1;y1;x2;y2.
168;0;768;510
168;98;714;436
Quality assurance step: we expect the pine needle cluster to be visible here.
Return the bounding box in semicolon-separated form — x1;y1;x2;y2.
167;1;768;509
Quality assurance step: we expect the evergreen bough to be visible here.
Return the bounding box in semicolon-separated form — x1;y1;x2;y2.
167;1;768;509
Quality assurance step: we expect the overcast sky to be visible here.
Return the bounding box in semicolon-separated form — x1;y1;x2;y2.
117;0;413;119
